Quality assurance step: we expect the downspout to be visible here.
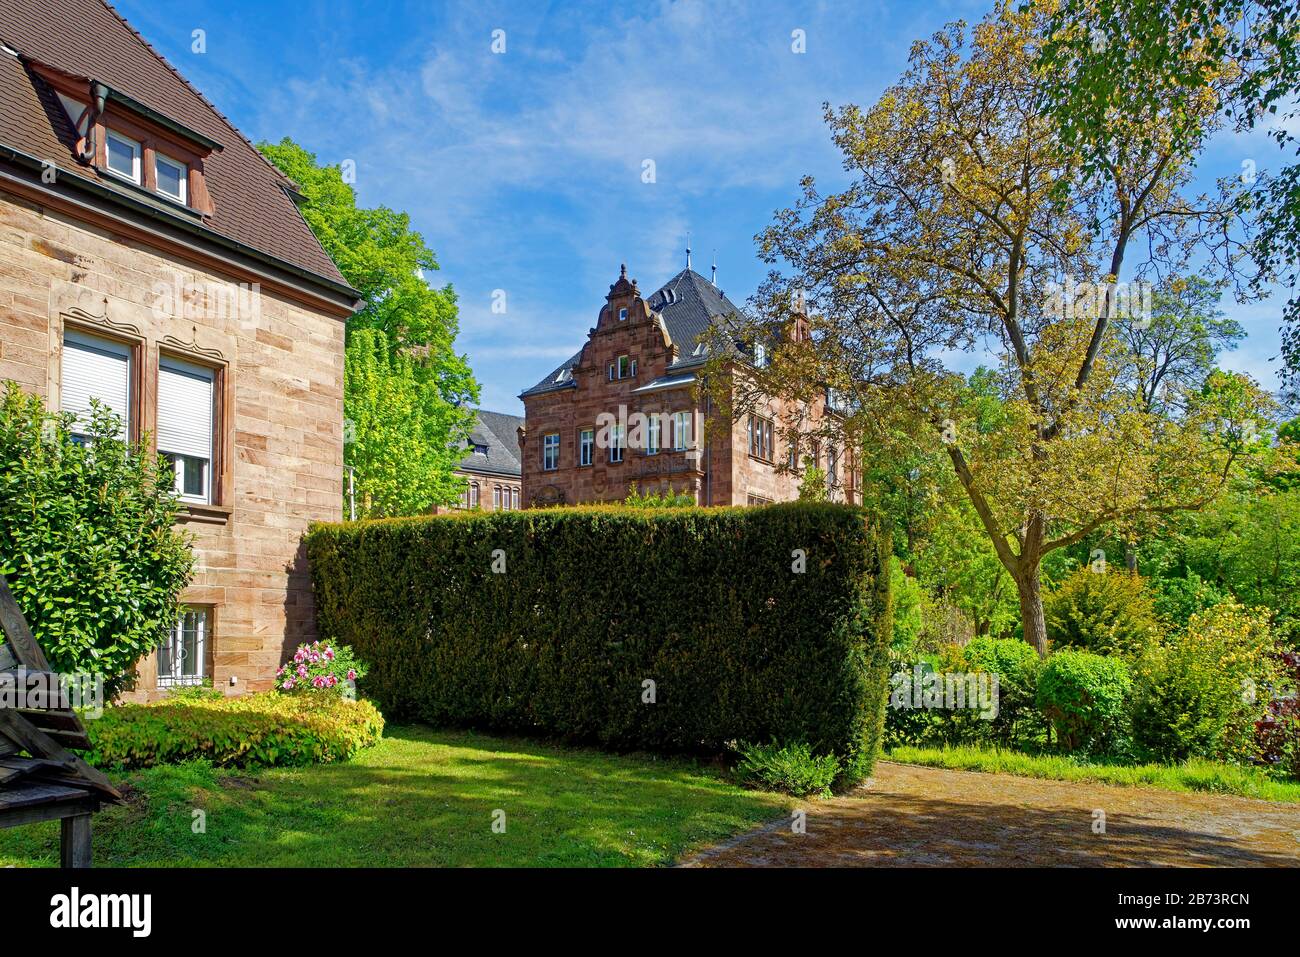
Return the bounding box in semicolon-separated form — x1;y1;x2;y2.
75;81;108;165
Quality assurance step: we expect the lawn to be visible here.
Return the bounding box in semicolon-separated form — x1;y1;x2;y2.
888;744;1300;803
0;725;792;867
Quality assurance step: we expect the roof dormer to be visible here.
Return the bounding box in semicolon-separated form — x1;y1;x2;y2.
28;59;221;217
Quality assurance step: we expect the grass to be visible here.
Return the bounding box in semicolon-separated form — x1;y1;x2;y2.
0;725;791;867
887;744;1300;803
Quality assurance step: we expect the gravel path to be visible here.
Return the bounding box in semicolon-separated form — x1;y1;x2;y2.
680;762;1300;867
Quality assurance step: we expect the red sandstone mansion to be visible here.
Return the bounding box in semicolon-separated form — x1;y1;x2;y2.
519;265;858;507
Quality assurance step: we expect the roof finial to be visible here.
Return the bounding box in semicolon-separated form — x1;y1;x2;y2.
620;263;627;279
711;250;717;286
686;231;692;271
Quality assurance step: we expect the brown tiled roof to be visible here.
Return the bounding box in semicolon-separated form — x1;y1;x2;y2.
0;0;347;287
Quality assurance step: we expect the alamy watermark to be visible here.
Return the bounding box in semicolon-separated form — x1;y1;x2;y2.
0;667;104;719
890;664;999;720
1044;276;1153;327
150;276;261;323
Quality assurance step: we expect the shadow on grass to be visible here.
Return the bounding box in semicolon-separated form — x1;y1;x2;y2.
0;724;788;868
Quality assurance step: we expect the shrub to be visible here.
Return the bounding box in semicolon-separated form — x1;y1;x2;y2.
883;653;947;748
1036;649;1132;755
1255;649;1300;780
889;557;925;653
1132;600;1277;764
307;502;892;787
275;639;367;693
733;741;840;797
0;385;193;698
1151;572;1228;629
954;636;1043;747
86;692;385;769
622;484;695;508
1043;566;1159;659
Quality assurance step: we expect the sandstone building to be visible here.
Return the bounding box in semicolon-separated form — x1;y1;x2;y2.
0;0;358;697
519;265;858;507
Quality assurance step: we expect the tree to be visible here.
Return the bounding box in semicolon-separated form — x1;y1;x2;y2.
719;5;1269;654
0;386;194;698
344;330;474;517
1035;0;1300;396
258;139;478;516
1115;276;1244;413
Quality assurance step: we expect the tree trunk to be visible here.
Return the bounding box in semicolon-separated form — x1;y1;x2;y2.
1015;567;1048;657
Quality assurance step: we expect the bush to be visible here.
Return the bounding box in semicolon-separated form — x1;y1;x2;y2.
1132;601;1277;764
733;741;841;797
1256;649;1300;780
1151;572;1228;629
1043;566;1159;659
275;639;367;693
307;502;892;787
622;484;696;508
1037;649;1132;755
0;386;193;698
86;692;385;769
955;637;1043;746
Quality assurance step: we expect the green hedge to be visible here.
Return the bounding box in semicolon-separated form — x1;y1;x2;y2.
87;691;385;769
307;502;892;785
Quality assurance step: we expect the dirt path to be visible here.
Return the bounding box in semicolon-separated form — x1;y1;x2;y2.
681;762;1300;867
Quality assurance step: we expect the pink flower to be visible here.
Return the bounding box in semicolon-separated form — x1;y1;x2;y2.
326;675;338;687
312;675;326;689
282;679;295;690
297;664;308;678
346;669;357;681
324;648;335;661
294;650;305;664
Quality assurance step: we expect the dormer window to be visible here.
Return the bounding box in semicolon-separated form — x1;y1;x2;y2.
155;153;188;203
618;307;628;321
105;129;141;183
754;343;767;368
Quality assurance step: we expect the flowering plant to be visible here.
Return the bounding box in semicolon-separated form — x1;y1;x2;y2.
275;640;367;695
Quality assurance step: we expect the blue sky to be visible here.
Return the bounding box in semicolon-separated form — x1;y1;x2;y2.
112;0;1292;415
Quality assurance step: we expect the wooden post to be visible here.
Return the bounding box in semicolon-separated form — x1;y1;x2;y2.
60;813;92;868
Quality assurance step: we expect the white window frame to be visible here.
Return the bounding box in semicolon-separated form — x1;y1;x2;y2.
610;425;625;464
542;433;560;471
579;428;594;466
157;355;215;505
104;129;141;184
469;482;480;508
511;487;520;510
618;307;628;321
154;152;188;203
158;607;208;687
647;414;660;455
617;355;630;379
673;411;690;451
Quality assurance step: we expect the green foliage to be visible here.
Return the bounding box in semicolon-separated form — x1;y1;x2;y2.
307;502;893;787
733;741;840;798
258;139;478;517
954;636;1043;746
1036;649;1132;755
1132;601;1277;764
797;457;829;502
344;329;474;516
86;692;385;770
1151;572;1228;629
0;386;193;699
622;484;696;508
1044;566;1159;659
889;557;924;652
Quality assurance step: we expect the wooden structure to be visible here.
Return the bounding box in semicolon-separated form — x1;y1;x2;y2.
0;574;122;866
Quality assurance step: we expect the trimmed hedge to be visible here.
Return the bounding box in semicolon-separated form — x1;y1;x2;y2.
87;691;385;769
307;502;892;785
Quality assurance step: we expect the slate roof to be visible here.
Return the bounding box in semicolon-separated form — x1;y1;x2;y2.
0;0;348;288
521;267;746;398
457;409;524;478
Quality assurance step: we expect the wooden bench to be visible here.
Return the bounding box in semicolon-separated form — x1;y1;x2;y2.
0;574;123;866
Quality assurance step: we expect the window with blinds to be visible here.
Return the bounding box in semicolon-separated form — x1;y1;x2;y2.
158;356;215;504
61;329;132;441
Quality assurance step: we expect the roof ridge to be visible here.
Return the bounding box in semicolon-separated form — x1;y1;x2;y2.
98;0;299;188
